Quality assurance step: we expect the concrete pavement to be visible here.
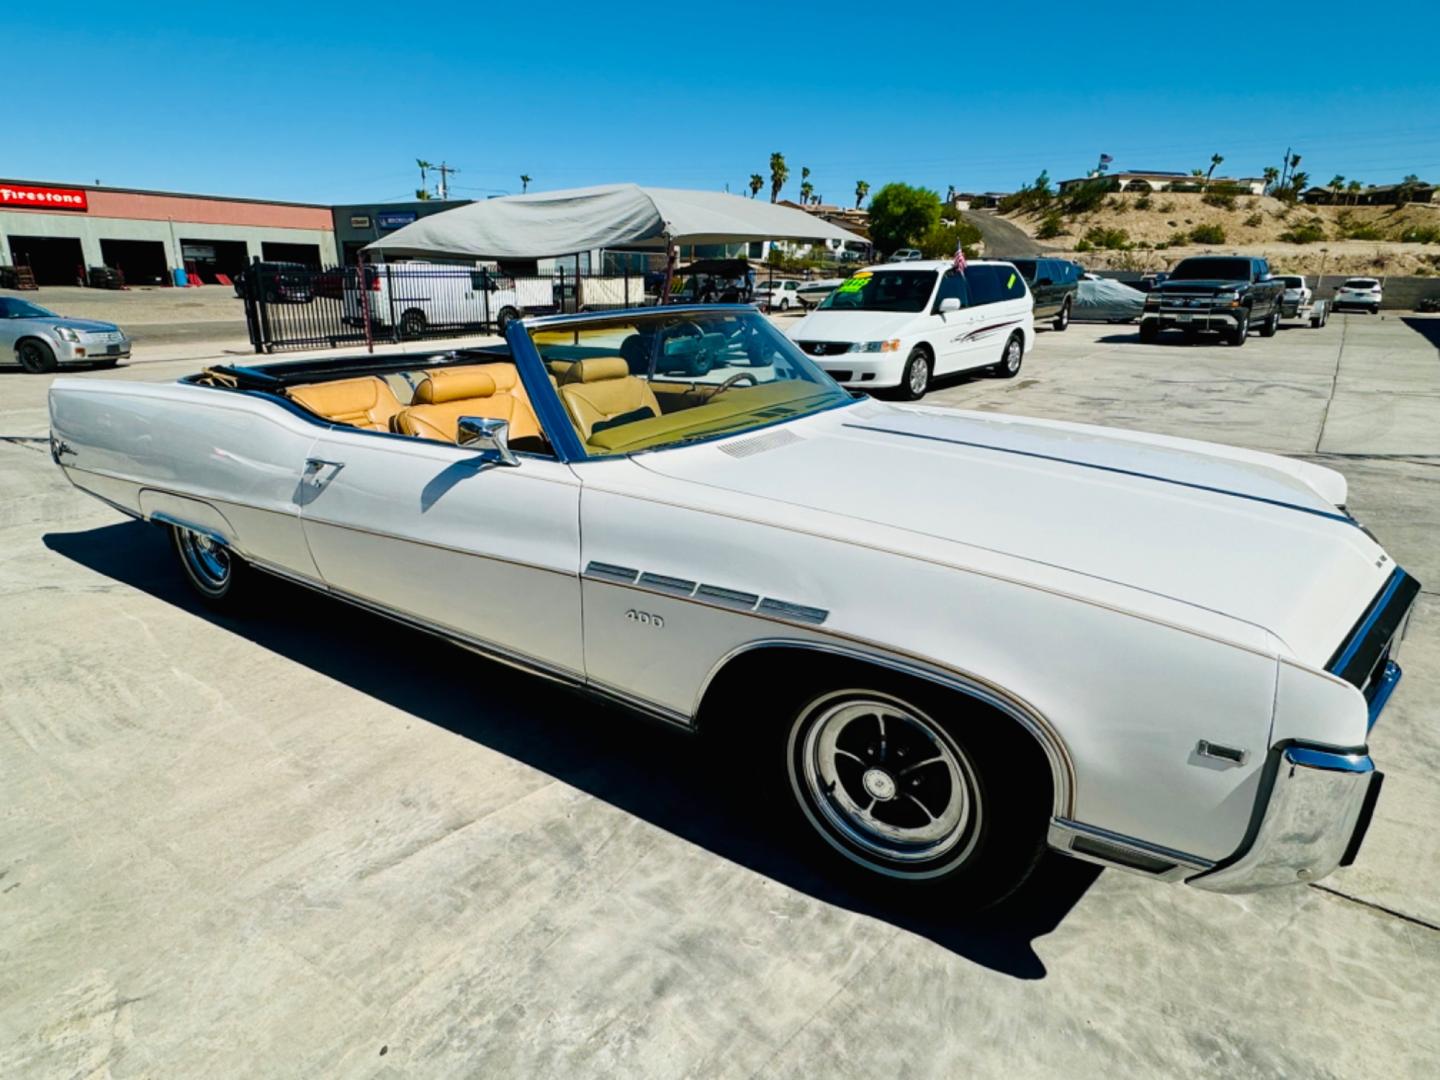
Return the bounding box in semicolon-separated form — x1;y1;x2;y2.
2;312;1438;1078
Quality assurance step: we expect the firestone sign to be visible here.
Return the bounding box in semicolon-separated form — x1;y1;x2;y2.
0;184;89;211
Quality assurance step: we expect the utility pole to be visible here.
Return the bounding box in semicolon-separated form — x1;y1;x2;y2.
436;162;460;200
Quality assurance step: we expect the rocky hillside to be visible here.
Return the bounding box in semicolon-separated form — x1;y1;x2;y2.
995;192;1440;276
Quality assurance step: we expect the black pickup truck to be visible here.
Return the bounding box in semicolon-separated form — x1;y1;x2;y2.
1138;256;1285;346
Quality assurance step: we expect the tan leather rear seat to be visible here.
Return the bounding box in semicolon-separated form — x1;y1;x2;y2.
395;367;543;444
288;376;403;432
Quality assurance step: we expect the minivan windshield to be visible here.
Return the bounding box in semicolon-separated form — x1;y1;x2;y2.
817;269;937;312
528;308;851;456
1170;258;1254;281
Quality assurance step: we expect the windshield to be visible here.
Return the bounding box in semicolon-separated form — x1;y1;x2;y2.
1170;258;1253;281
0;298;56;319
529;309;852;456
817;269;937;312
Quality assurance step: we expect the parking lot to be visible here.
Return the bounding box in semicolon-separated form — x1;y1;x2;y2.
2;313;1438;1077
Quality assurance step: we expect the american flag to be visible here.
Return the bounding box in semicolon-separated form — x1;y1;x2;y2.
952;241;967;273
1100;153;1113;164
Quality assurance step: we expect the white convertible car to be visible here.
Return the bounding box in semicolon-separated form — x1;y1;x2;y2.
49;305;1418;908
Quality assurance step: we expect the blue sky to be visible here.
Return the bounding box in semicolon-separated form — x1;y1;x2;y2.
10;2;1440;206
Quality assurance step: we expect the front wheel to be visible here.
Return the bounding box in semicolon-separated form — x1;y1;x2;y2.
784;685;1049;907
1138;321;1159;343
989;332;1024;378
1053;299;1071;331
18;340;58;374
496;306;522;335
779;298;790;311
1228;310;1250;346
399;309;427;339
896;348;931;400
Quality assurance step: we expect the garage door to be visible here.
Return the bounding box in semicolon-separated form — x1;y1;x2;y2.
7;236;84;286
100;239;170;287
180;238;250;284
261;242;322;269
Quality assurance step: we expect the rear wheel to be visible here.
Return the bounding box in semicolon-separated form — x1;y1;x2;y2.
1138;321;1159;343
170;525;253;609
399;308;427;338
989;332;1023;378
1053;298;1071;331
896;348;931;400
17;340;58;374
1259;305;1279;337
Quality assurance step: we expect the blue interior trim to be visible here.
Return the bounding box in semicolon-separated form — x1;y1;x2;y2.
842;423;1356;525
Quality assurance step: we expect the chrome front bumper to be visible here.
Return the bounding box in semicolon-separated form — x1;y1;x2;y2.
1140;308;1243;329
1188;741;1384;892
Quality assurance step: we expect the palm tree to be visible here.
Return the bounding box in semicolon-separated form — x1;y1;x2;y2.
414;189;431;201
1262;166;1279;194
1289;170;1310;202
854;180;869;209
769;152;789;203
1346;179;1362;205
799;179;814;205
416;158;433;197
748;174;764;198
1328;175;1345;203
1204;153;1224;190
520;174;532;193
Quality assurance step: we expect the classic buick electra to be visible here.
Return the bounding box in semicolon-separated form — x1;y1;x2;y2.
49;305;1418;907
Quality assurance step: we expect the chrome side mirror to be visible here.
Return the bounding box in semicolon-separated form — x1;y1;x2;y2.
937;297;961;314
457;416;519;466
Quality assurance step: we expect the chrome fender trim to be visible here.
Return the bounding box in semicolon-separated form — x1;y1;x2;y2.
693;637;1075;819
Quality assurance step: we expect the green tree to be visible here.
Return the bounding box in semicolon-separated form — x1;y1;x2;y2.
1397;174;1423;206
1346;179;1362;205
918;219;981;259
1328;174;1345;202
854;180;870;209
800;179;814;205
748;173;764;198
866;183;942;254
414;189;431;201
416;158;433;195
1262;166;1279;194
769;152;789;203
520;174;532;193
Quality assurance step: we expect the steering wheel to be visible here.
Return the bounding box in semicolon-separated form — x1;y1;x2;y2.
697;371;759;403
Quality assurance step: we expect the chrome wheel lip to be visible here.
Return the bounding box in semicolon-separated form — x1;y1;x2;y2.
792;691;981;874
908;356;928;395
176;528;232;596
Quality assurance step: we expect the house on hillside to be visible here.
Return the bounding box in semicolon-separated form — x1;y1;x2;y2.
1056;171;1267;196
1301;182;1435;206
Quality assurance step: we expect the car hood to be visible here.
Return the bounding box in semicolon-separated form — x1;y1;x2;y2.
43;317;122;333
637;402;1390;664
787;308;918;343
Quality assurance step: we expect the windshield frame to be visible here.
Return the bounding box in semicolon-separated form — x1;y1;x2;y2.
508;304;859;462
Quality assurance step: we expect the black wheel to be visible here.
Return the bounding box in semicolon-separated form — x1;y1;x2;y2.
779;298;790;311
896;348;931;400
1053;299;1071;331
496;306;522;335
1228;310;1250;346
1371;305;1380;315
1259;305;1279;338
17;339;58;374
784;682;1050;909
1138;321;1159;343
989;332;1024;379
170;525;253;610
399;309;427;338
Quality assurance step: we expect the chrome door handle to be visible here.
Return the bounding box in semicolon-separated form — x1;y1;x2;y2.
304;458;345;484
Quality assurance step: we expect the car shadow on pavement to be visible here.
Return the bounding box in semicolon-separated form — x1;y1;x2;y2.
45;519;1101;980
1400;316;1440;351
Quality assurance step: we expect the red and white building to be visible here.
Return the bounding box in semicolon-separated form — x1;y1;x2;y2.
0;179;337;286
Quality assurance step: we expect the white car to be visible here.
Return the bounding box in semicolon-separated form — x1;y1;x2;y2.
785;259;1033;399
1334;277;1383;314
1275;274;1312;311
891;248;923;262
754;279;805;311
49;304;1416;908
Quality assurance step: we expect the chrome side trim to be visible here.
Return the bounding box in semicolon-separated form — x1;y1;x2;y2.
586;566;829;628
696;584;760;611
148;511;230;548
692;637;1074;819
757;598;828;626
638;571;697;596
582;560;640;584
1048;818;1213;882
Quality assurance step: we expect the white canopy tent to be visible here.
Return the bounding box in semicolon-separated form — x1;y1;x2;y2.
362;183;867;260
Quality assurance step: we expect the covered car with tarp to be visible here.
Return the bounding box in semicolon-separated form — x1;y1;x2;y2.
1074;277;1146;323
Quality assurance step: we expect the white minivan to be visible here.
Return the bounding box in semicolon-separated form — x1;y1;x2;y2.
785;260;1034;399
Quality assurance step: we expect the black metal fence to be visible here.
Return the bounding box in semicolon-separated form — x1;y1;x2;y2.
242;261;649;353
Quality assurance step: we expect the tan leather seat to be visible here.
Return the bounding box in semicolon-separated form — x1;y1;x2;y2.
558;357;663;443
288;376;403;432
395;367;543;445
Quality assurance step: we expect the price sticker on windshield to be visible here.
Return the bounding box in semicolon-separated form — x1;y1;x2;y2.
837;272;872;294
